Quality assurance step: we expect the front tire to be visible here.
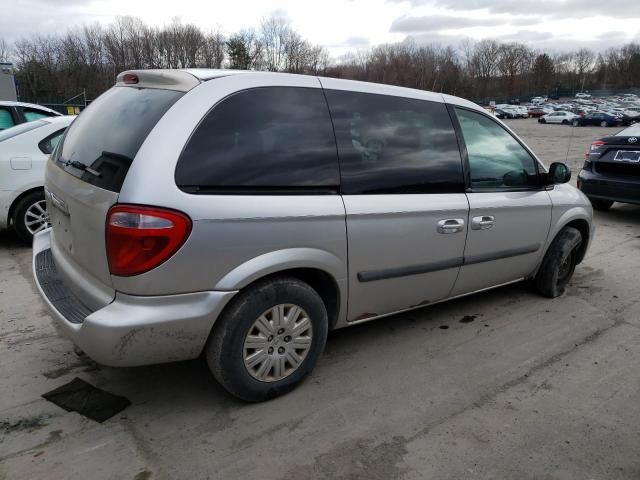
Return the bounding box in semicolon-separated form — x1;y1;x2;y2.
562;119;569;125
13;191;49;244
600;120;608;127
539;118;546;124
206;277;328;402
572;120;580;127
590;198;614;211
535;227;582;298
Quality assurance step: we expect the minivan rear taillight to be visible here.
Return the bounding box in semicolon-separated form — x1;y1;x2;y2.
106;205;191;276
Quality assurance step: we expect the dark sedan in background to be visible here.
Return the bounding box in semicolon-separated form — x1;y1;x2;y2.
572;112;622;127
578;124;640;210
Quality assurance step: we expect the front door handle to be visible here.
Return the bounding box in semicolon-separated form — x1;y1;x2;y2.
437;218;465;234
471;215;495;230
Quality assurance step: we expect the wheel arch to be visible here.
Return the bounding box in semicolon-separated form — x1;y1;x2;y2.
8;186;44;226
530;204;593;281
564;218;591;263
214;248;348;330
543;208;592;267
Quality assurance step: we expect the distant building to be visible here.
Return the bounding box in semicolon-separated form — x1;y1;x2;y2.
0;63;17;101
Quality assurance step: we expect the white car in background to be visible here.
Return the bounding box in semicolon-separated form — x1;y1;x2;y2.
0;116;74;242
515;106;529;118
539;111;577;124
0;101;62;130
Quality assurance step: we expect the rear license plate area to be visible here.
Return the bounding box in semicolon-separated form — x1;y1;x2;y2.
614;150;640;162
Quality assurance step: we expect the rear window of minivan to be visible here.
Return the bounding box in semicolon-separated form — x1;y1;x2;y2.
53;86;183;192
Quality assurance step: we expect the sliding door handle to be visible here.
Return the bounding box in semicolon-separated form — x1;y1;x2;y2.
437;218;465;234
471;215;495;230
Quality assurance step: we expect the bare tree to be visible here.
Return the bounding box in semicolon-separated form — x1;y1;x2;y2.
7;15;640;104
574;47;595;91
496;43;532;96
0;38;10;62
226;29;262;70
201;30;225;68
260;16;291;72
306;45;330;74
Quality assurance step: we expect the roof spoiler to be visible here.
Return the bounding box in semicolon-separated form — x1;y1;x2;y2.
115;70;201;92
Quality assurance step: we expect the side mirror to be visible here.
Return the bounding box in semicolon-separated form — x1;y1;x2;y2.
548;162;571;184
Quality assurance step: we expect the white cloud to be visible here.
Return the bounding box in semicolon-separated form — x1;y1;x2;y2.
1;0;638;56
390;14;538;33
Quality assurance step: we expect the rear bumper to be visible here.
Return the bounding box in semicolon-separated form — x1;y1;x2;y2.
33;229;237;367
578;170;640;205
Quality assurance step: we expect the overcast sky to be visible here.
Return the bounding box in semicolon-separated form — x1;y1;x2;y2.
3;0;640;56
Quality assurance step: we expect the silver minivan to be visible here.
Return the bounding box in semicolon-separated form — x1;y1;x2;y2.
33;69;593;401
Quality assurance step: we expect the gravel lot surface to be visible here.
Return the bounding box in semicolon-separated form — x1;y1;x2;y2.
1;119;639;480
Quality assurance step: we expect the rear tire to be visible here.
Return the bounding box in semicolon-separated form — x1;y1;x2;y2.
562;119;569;125
13;191;49;244
205;276;328;402
590;198;614;211
535;227;582;298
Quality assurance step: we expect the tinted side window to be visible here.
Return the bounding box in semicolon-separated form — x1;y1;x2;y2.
325;90;464;194
23;108;55;122
176;87;339;192
455;108;538;190
0;107;15;130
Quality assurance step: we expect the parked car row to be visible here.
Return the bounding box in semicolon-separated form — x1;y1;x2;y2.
540;94;639;126
494;104;528;119
487;92;640;127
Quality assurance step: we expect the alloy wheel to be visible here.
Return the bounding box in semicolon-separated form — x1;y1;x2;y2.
24;200;50;235
243;304;313;382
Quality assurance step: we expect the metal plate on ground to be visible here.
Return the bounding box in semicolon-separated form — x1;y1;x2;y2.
42;377;130;423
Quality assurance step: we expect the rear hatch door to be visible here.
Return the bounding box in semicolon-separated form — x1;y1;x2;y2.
47;85;185;305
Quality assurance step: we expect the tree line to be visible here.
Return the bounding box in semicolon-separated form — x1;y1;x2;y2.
1;15;639;104
328;40;640;102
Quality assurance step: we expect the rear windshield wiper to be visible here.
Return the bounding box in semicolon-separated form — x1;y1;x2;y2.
62;160;101;178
